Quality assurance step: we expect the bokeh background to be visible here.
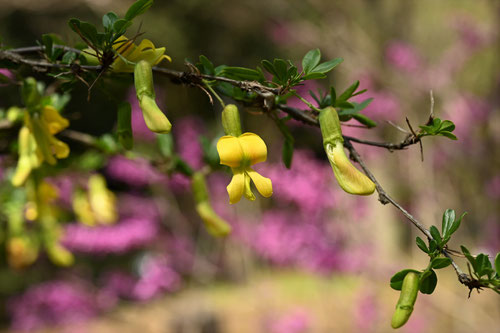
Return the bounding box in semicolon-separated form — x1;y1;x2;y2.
0;0;499;332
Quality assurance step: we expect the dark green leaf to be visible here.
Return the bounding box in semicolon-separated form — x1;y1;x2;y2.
390;269;421;290
431;257;452;269
221;67;262;81
313;57;343;74
302;49;321;74
117;102;133;150
475;254;492;277
125;0;154;21
273;59;288;82
337;80;359;102
261;60;276;76
199;55;215;75
439;120;455;132
308;90;321;106
174;157;194;177
0;72;10;84
41;34;53;58
200;136;220;167
113;19;132;35
429;239;438;252
61;51;77;64
461;245;475;265
282;139;294;169
329;86;336;106
68;18;82;33
336;101;355;109
419;269;438;294
103;12;118;30
416;237;429;253
430;225;442;244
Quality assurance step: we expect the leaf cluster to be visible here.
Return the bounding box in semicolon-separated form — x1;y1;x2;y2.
419;118;457;140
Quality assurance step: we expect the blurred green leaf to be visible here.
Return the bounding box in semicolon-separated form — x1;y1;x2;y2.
102;12;118;31
41;34;53;59
261;60;276;76
282;139;294;169
198;55;215;75
302;49;321;74
302;72;326;80
157;133;174;158
221;67;262;81
61;51;77;64
352;113;377;128
125;0;154;21
113;19;132;35
419;269;438;294
174;157;194;177
273;59;288;82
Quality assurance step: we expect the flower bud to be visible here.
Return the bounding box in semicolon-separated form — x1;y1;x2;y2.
221;104;242;137
391;272;419;329
191;172;210;204
196;202;231;237
46;243;74;267
319;107;375;195
134;60;172;133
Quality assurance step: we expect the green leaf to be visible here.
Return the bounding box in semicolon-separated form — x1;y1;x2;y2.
495;252;500;276
282;139;294;169
200;136;220;167
337;80;359;102
41;34;53;58
352;114;377;128
439;131;457;140
441;209;455;238
273;59;288;82
113;19;132;35
429;239;438;252
430;225;442;244
416;237;429;253
125;0;154;21
261;60;276;76
68;18;82;33
116;102;133;150
329;86;336;106
312;57;343;74
103;12;118;30
221;67;262;81
198;55;215;75
302;72;327;80
174;157;194;177
448;212;466;237
61;51;77;64
475;254;492;277
80;22;99;45
302;49;321;74
419;269;438;294
390;269;420;290
431;257;452;269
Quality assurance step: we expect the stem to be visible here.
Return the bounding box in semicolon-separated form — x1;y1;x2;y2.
290;90;322;113
203;80;225;108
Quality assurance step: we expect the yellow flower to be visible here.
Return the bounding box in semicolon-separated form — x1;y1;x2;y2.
11;106;70;186
111;36;171;72
217;133;273;204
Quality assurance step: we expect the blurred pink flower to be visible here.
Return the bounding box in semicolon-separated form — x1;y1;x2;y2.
353;291;379;332
269;309;311;333
133;255;181;300
442;95;490;142
386;41;422;73
174;116;205;170
63;217;159;254
106;155;167;187
486;175;500;199
8;281;98;331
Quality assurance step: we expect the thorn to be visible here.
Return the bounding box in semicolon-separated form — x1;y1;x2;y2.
387;120;410;134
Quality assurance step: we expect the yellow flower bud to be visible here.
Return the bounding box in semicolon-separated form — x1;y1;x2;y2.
319;107;375;195
196;202;231;237
391;272;419;328
134;60;172;134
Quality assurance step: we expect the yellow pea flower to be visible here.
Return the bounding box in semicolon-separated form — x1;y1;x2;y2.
12;105;70;187
217;132;273;204
112;36;171;72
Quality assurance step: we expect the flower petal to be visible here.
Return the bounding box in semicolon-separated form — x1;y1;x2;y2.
246;167;273;198
42;106;69;134
226;169;245;204
217;136;244;168
238;132;267;165
243;172;256;201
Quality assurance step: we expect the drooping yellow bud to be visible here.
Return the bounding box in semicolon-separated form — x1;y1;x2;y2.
319;107;375;195
134;60;172;134
46;243;74;267
12;126;40;187
88;174;117;225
